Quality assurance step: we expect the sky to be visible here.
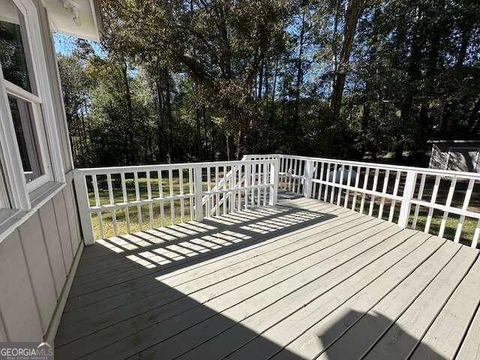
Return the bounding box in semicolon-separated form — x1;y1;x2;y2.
53;32;104;56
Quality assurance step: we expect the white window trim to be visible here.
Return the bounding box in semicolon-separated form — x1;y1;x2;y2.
5;79;54;192
0;0;65;210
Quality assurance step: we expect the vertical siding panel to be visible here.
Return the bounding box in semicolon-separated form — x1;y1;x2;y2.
63;184;81;253
0;231;43;341
39;200;67;295
18;215;57;332
53;194;74;267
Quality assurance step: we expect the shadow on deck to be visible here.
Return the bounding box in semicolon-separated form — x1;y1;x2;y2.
55;197;334;359
54;195;476;360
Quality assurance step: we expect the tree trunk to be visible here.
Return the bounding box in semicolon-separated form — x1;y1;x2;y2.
121;58;134;164
456;26;471;68
293;9;306;130
258;64;263;99
399;5;423;152
329;0;366;125
226;134;230;161
467;94;480;132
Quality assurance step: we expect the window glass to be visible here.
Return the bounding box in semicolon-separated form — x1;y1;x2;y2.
8;95;45;183
0;0;36;93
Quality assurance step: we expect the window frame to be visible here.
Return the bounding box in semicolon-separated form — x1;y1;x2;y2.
0;0;65;210
5;80;54;192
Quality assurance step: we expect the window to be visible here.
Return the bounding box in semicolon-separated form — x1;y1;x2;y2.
0;0;53;191
0;0;65;211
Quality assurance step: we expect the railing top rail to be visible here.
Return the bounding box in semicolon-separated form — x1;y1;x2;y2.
75;158;275;176
248;153;480;179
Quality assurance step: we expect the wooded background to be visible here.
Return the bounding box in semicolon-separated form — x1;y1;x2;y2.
57;0;480;168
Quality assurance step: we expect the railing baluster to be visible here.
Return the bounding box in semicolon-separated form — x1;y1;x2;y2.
107;173;118;236
318;162;325;201
194;166;203;221
378;169;390;219
269;158;279;206
179;169;185;222
438;176;457;238
206;167;211;218
412;173;426;229
231;165;236;212
257;163;262;205
344;165;352;208
121;172;131;233
287;158;293;191
168;169;174;225
454;179;474;243
337;164;345;205
189;168;194;221
158;170;165;227
263;163;268;206
424;175;441;234
323;163;329;201
360;167;369;214
330;164;337;204
214;166;219;215
222;165;227;215
472;220;480;249
146;171;154;229
245;163;250;209
352;165;360;211
251;163;256;206
92;174;100;206
369;168;379;216
134;171;142;230
238;164;243;211
388;171;401;222
293;159;298;193
92;174;104;239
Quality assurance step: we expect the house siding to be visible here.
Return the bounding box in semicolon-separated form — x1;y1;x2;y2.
429;144;449;170
0;1;84;343
430;143;480;173
38;2;75;173
0;180;82;342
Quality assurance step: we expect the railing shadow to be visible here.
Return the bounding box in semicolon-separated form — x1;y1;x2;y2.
316;310;444;359
55;200;334;359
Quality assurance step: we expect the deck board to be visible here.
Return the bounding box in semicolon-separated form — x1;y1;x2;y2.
54;196;480;360
410;257;480;360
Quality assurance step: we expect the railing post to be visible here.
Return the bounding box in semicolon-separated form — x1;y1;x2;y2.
269;157;279;205
73;170;95;245
398;170;416;229
194;167;204;221
303;159;314;198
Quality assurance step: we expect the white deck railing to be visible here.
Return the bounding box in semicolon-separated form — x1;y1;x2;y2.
270;154;480;248
73;158;279;244
74;154;480;248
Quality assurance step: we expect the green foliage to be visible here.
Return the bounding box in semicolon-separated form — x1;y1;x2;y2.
58;0;480;168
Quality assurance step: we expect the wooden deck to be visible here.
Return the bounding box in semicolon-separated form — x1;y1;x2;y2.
55;195;480;360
